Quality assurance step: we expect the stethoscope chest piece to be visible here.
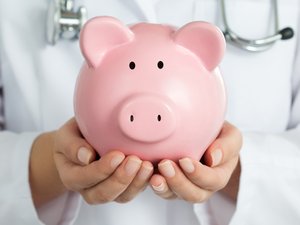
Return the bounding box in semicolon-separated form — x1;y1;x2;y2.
47;0;87;45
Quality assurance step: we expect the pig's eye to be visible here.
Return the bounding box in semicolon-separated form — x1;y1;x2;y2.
129;61;136;70
157;61;164;69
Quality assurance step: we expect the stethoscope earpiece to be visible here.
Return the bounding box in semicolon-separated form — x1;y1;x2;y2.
279;27;294;40
221;0;294;52
47;0;87;45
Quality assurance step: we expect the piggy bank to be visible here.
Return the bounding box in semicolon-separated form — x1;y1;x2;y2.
74;16;226;163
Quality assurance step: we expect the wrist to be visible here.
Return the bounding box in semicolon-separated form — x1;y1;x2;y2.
29;131;67;207
220;158;241;202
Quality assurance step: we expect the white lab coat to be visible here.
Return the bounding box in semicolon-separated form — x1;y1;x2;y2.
0;0;300;224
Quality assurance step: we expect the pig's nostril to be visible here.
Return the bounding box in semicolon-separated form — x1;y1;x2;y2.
130;115;134;122
157;115;161;122
129;115;162;122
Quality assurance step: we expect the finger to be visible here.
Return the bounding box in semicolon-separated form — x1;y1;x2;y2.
158;160;212;203
115;161;154;203
179;156;239;191
81;155;142;205
202;121;242;167
54;150;125;190
149;174;177;200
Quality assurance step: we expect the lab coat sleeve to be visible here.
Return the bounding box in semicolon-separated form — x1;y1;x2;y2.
195;15;300;225
229;22;300;225
0;131;81;225
230;128;300;224
193;127;300;225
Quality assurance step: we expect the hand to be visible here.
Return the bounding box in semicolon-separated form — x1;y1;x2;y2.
149;121;242;203
53;118;154;204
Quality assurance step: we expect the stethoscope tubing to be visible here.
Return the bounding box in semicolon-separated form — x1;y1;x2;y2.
220;0;294;52
47;0;294;52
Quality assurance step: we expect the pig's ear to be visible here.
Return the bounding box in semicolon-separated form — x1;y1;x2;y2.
173;21;225;71
80;16;134;68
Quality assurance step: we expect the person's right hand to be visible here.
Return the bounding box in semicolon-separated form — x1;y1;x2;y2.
53;118;154;204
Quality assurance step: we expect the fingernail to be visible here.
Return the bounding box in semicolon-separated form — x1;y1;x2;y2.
138;164;153;180
159;160;175;178
125;158;142;176
179;158;195;173
77;147;92;165
110;155;125;169
211;149;223;167
152;182;165;192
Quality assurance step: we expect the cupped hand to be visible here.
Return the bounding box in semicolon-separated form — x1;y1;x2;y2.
53;118;154;204
149;121;242;203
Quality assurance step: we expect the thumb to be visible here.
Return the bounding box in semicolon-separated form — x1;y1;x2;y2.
77;146;98;166
54;118;98;166
202;121;242;167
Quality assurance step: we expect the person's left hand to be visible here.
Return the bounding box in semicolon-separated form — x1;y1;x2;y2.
149;121;242;202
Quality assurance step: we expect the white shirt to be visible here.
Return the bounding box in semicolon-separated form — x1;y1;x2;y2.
0;0;300;224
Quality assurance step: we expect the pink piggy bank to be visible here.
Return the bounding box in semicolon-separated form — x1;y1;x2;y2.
74;16;226;163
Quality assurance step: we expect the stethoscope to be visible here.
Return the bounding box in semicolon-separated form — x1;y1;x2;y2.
47;0;87;45
220;0;294;51
47;0;294;52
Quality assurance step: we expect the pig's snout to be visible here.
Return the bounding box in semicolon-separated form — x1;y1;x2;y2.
118;95;176;143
